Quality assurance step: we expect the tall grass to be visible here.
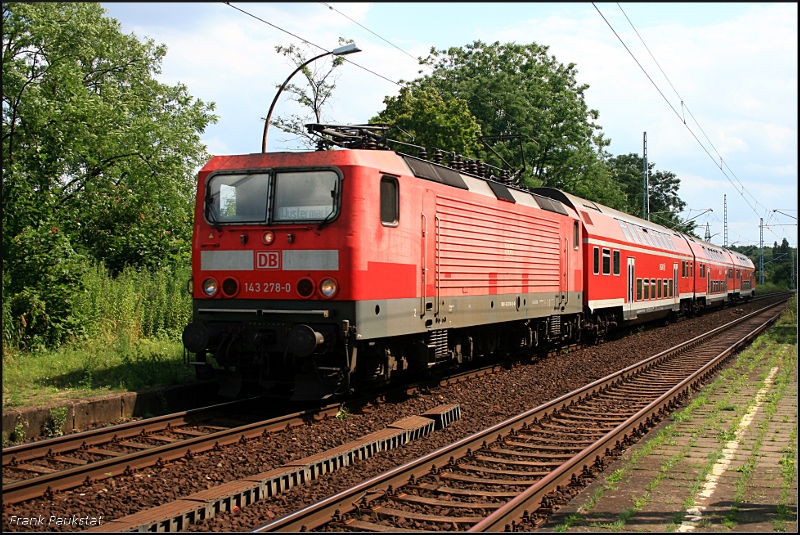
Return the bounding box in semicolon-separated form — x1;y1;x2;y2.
2;264;195;408
77;264;192;344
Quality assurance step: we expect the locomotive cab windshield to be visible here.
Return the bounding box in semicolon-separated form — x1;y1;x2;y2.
205;168;341;225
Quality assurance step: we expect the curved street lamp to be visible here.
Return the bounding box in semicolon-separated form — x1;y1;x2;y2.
262;43;361;153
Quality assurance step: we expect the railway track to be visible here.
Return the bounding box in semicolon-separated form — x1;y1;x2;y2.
253;298;788;532
1;397;346;505
1;363;510;506
1;293;788;520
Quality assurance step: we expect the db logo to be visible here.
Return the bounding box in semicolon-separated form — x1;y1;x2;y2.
256;251;280;269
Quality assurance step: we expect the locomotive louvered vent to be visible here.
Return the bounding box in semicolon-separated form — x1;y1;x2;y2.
427;329;449;359
549;315;561;336
486;181;516;203
403;156;468;190
535;196;569;216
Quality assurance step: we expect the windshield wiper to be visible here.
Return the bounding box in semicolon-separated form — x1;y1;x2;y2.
317;182;339;230
205;190;221;232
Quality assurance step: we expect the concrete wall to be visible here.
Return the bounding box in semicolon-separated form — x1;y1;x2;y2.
2;381;218;442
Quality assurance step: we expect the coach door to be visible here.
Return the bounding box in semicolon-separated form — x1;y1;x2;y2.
421;190;439;318
674;263;680;308
627;257;635;318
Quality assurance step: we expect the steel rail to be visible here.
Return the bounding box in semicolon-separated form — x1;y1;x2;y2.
1;363;510;505
2;397;260;466
2;401;343;504
254;298;788;532
470;305;785;531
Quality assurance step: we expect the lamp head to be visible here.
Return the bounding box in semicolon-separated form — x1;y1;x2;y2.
331;43;361;56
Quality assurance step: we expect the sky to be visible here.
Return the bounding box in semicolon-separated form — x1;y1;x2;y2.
100;2;797;251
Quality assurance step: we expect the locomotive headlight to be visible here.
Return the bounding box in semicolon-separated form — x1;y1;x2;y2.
262;230;275;245
202;277;218;297
319;278;338;298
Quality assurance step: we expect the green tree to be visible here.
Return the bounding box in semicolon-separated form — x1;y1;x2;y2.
371;40;626;209
2;2;217;346
371;85;483;157
606;153;692;234
269;38;354;149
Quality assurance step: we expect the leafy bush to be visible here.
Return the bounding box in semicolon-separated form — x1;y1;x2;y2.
3;225;90;349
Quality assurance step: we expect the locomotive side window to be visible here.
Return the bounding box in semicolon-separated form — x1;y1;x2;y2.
207;172;270;223
593;247;600;275
573;221;579;250
273;170;339;222
602;248;611;275
613;250;620;275
380;176;399;226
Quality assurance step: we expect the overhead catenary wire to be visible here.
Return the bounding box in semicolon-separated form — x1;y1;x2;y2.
226;1;538;170
225;2;791;249
615;4;768;222
320;2;426;68
593;3;782;243
224;2;401;88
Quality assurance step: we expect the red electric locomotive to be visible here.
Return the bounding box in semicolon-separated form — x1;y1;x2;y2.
181;124;755;399
182;125;585;399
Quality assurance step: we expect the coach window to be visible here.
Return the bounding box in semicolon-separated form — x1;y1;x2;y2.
669;279;673;297
613;250;620;275
690;262;694;278
644;279;650;300
663;280;668;298
700;264;705;278
602;248;611;275
380;176;399;226
637;279;643;301
593;247;600;275
657;279;662;299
